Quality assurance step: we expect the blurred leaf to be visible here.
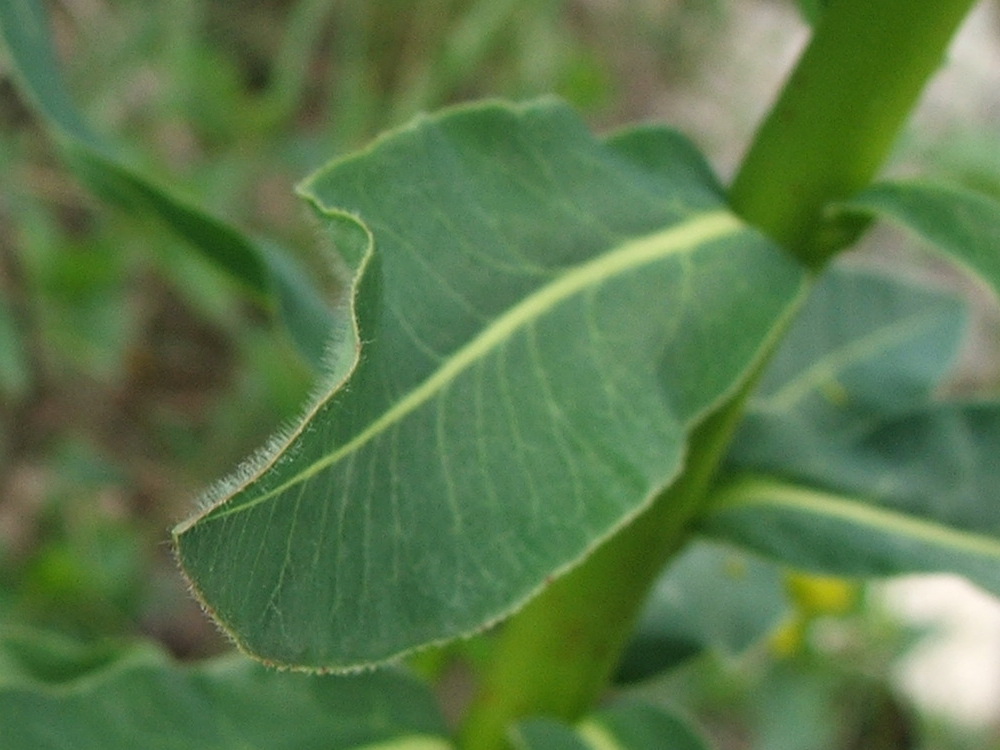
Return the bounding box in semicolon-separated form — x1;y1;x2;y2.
513;702;711;750
709;266;1000;589
617;541;787;683
0;629;127;686
916;129;1000;202
0;299;30;400
734;265;967;417
750;660;844;750
0;635;451;750
704;474;1000;592
0;0;334;366
582;702;712;750
795;0;829;25
511;719;592;750
174;99;807;670
838;180;1000;301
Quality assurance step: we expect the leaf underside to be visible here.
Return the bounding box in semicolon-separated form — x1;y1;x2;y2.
174;100;806;670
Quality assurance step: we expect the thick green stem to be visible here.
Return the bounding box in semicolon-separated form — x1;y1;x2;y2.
729;0;977;265
458;2;978;748
458;388;760;750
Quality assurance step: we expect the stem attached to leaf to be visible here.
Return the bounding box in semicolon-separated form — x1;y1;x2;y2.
729;0;977;266
458;2;977;748
458;394;757;750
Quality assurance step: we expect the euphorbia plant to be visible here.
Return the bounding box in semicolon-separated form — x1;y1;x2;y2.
2;0;999;748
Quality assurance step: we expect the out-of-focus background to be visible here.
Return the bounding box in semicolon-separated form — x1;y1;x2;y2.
1;1;999;747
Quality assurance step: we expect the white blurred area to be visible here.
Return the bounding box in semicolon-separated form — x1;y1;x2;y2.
882;576;1000;728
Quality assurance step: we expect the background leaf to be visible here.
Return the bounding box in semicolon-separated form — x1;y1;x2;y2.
703;473;1000;591
706;265;1000;589
513;702;711;750
0;0;334;366
581;702;711;750
0;632;451;750
616;541;787;683
174;99;806;670
794;0;829;25
511;719;592;750
837;180;1000;300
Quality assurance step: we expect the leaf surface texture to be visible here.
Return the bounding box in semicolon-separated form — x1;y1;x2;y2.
174;100;805;669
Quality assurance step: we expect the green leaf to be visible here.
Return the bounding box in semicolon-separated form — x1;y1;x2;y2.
617;541;786;682
0;635;451;750
795;0;829;25
837;180;1000;300
0;629;127;687
174;99;807;670
580;703;711;750
0;0;334;366
738;264;967;416
704;473;1000;591
512;702;711;750
709;266;1000;590
511;719;592;750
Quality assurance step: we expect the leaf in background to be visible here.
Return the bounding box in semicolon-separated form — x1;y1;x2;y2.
738;265;967;418
837;180;1000;300
513;702;711;750
0;634;451;750
510;719;592;750
581;703;711;750
0;0;334;366
0;629;127;687
795;0;829;25
616;541;787;683
174;99;807;670
708;266;1000;590
704;472;1000;592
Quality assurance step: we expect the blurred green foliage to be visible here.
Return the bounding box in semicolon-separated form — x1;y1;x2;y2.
1;1;999;747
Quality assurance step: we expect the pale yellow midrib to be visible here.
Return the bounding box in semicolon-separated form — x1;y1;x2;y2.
207;210;742;520
724;480;1000;558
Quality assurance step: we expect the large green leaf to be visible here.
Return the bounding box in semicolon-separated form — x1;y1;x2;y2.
512;702;711;750
838;180;1000;299
174;100;807;670
617;541;787;683
0;634;450;750
0;0;334;365
708;266;1000;589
